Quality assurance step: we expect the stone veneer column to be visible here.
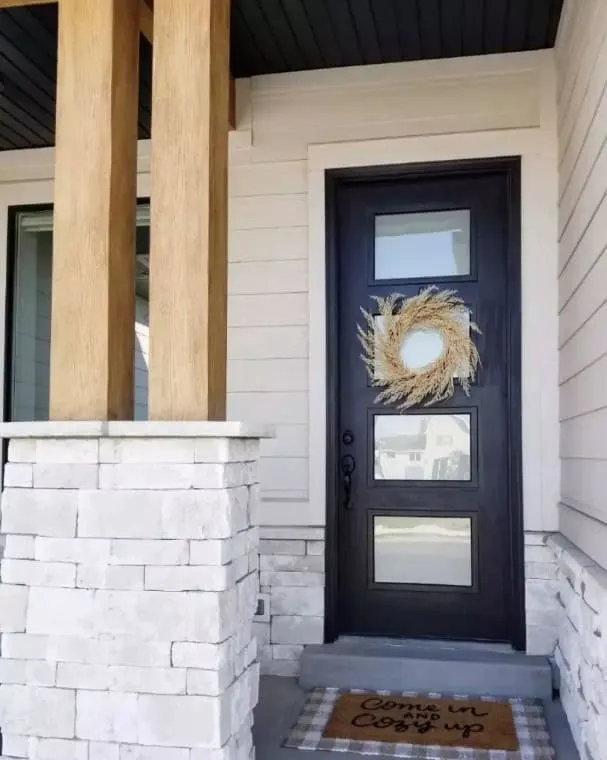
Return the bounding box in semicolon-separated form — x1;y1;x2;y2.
0;421;271;760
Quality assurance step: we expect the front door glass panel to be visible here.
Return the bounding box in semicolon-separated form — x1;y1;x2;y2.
374;209;471;280
373;515;472;586
374;414;472;481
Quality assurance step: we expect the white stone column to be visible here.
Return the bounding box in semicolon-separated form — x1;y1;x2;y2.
0;421;271;760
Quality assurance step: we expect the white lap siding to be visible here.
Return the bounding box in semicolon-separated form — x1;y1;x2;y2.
553;2;607;757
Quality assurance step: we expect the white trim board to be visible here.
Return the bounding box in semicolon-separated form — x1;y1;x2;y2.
307;128;560;532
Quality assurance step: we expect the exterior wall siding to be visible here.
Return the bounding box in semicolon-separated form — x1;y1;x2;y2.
553;3;607;757
0;51;560;671
556;0;607;571
231;52;560;665
228;51;556;517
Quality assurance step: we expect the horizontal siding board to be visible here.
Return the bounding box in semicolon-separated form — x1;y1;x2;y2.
561;406;607;460
259;425;308;458
560;352;607;421
228;359;308;392
253;73;540;143
229;227;307;262
559;37;607;229
558;131;607;273
250;51;544;92
249;140;309;163
229;160;307;196
259;457;308;494
229;193;307;229
558;0;607;556
229;293;307;327
558;503;607;569
559;300;607;384
254;109;538;150
557;1;607;163
559;90;607;249
558;192;607;308
228;326;307;360
559;250;607;346
229;260;307;294
228;391;308;425
556;0;599;114
560;460;607;527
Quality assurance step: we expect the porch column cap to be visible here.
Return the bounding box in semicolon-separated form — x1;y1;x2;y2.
0;420;275;439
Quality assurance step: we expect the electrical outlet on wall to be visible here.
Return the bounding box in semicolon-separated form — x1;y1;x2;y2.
254;593;270;622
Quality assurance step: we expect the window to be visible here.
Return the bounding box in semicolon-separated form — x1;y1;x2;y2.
9;206;151;422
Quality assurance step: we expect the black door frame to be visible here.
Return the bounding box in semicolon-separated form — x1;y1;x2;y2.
324;156;525;650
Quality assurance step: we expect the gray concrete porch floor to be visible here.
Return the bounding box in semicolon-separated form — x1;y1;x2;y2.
253;676;580;760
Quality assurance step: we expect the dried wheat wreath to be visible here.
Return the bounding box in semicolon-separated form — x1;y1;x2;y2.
358;287;481;410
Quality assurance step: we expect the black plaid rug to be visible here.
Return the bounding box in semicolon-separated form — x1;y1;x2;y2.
283;688;556;759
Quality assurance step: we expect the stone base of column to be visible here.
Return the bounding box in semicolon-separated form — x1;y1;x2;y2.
0;422;272;760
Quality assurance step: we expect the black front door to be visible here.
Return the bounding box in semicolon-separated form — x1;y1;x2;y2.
330;160;523;647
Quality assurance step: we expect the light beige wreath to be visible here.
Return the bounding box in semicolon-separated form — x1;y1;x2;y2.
358;287;480;410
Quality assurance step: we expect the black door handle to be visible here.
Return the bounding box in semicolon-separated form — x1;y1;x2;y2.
341;454;356;511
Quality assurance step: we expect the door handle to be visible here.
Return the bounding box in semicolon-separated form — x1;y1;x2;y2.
341;454;356;511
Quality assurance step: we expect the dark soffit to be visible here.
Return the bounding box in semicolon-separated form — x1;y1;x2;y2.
0;0;563;150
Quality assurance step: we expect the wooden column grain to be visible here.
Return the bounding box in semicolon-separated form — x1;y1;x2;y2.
149;0;230;420
49;0;139;420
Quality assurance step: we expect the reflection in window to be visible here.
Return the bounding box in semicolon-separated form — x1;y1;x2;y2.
375;210;470;280
374;312;471;380
374;414;471;481
10;208;151;422
374;515;472;586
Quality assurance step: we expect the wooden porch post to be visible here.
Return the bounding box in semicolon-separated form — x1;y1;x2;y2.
49;0;140;420
148;0;230;421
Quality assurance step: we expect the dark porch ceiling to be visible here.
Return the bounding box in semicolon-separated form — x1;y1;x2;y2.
0;0;563;151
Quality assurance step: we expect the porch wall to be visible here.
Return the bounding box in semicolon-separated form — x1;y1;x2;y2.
0;50;561;671
552;1;607;757
230;50;561;670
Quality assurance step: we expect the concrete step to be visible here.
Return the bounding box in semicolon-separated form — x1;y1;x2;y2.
299;639;554;699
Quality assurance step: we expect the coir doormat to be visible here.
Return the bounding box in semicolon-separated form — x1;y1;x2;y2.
283;688;555;759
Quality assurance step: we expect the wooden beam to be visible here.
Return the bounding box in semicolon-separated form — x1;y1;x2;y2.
0;1;154;45
148;0;230;421
49;0;140;420
141;1;234;130
139;0;153;43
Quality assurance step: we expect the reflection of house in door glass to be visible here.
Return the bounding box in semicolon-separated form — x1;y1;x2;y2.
374;414;471;481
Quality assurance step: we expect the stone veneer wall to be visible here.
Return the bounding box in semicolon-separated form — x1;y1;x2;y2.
525;531;562;655
548;535;607;760
254;528;324;676
0;426;267;760
254;528;562;676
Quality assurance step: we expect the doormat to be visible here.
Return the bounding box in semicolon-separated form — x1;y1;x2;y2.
283;688;555;759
